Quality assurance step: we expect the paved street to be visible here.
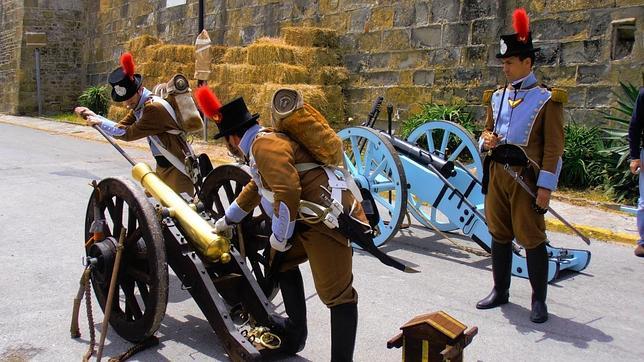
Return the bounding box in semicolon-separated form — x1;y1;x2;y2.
0;122;643;362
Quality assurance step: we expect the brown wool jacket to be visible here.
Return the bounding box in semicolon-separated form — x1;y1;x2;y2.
115;100;194;195
236;131;368;245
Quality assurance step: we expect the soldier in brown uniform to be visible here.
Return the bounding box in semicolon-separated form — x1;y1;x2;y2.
74;52;194;196
476;9;565;323
197;89;363;361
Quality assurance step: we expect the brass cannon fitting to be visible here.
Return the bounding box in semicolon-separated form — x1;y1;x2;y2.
132;163;231;263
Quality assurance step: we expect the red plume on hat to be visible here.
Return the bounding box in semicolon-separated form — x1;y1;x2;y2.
512;8;530;43
119;52;135;81
195;86;222;123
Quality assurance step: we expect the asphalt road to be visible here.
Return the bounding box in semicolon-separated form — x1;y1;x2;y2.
0;122;643;362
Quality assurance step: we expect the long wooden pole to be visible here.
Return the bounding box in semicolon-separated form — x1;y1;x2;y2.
96;228;127;361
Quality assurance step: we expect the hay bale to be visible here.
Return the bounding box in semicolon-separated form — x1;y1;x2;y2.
205;83;344;129
210;64;255;84
250;83;345;129
138;63;162;77
211;45;228;64
211;63;309;85
293;47;341;67
127;35;161;57
312;67;349;85
147;44;195;64
222;47;248;64
162;61;195;77
282;27;339;48
210;83;260;105
246;41;296;65
107;105;130;121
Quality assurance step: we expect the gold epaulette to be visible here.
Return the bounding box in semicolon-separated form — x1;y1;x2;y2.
482;89;494;104
550;88;568;104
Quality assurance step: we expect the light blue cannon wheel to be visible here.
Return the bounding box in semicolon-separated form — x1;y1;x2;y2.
406;120;483;232
338;126;407;246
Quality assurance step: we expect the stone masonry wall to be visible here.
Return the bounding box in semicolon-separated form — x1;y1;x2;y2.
17;0;86;114
81;0;643;126
3;0;642;125
0;0;23;114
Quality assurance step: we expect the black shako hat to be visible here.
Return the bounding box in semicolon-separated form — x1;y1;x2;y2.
108;52;143;102
496;8;540;58
213;97;259;139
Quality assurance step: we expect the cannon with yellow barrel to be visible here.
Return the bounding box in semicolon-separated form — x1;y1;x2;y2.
78;127;286;361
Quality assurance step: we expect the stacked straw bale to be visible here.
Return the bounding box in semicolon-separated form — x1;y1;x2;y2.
109;27;348;128
210;27;347;127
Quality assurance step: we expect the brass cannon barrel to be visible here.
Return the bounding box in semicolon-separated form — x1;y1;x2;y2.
132;162;231;263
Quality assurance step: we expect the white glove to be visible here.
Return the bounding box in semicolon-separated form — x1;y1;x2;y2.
214;216;233;237
270;234;291;252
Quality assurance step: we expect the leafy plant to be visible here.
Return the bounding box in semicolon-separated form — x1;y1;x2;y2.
78;85;110;116
399;103;481;140
559;121;606;189
599;81;641;203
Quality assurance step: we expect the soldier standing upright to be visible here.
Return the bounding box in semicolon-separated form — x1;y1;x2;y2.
74;52;195;196
477;8;566;323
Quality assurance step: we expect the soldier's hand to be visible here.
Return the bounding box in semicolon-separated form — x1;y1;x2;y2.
74;106;96;120
535;188;551;210
214;216;233;238
85;116;102;127
482;131;502;150
269;234;291;252
630;159;640;175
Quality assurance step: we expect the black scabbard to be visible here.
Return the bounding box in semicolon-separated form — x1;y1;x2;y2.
337;215;419;273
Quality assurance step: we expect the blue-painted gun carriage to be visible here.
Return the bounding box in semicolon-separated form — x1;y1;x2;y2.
338;97;591;282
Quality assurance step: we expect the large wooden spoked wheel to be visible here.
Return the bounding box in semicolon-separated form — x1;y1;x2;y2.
84;177;168;342
198;164;279;300
406;120;484;232
337;126;408;246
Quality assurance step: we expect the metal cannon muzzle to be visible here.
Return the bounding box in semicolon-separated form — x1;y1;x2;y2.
132;163;231;263
379;131;455;178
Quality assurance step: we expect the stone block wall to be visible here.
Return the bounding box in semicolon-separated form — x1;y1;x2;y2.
0;0;22;114
81;0;643;126
17;0;86;114
2;0;642;127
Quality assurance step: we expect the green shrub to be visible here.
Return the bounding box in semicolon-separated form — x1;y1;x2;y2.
598;81;641;203
78;85;110;116
399;103;481;140
559;121;606;189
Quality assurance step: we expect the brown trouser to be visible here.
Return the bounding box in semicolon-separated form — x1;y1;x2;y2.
484;162;546;249
277;225;357;307
157;165;194;196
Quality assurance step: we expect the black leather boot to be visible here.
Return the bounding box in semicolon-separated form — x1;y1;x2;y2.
477;241;512;309
527;243;549;323
274;267;308;354
330;303;358;362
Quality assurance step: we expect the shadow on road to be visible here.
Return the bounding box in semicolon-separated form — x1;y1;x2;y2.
501;303;613;348
374;225;492;272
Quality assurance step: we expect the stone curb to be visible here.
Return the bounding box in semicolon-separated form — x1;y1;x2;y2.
0;115;234;166
545;219;637;246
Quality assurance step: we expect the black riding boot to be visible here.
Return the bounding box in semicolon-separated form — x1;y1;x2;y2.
526;243;549;323
275;267;308;354
477;240;512;309
330;303;358;362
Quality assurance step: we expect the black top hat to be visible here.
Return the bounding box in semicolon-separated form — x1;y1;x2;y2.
496;32;540;58
496;8;540;58
108;52;142;102
213;97;260;139
108;68;142;102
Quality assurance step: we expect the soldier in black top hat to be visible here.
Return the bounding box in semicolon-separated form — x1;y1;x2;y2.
74;52;195;195
477;8;566;323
